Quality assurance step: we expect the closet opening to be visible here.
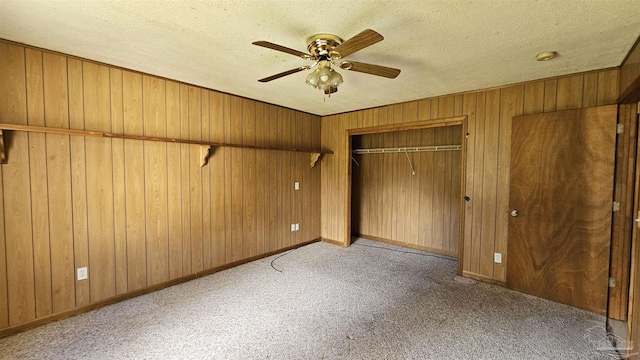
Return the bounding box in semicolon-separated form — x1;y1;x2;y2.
345;117;467;275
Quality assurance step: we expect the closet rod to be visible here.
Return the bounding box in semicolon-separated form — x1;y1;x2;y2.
353;145;461;155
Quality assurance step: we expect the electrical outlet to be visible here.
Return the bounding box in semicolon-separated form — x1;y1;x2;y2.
77;267;88;281
294;182;300;190
291;224;296;232
494;253;502;264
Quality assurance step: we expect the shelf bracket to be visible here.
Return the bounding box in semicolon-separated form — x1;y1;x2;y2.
200;145;212;167
0;130;6;164
310;153;321;168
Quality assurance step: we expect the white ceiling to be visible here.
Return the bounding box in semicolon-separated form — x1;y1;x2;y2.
1;1;639;116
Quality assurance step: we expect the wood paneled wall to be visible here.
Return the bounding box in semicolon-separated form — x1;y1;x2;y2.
351;126;462;256
0;41;321;331
322;69;619;284
620;37;640;103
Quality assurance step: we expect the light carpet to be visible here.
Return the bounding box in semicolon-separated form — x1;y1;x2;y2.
0;238;618;359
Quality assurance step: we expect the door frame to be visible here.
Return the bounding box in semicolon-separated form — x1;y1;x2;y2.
343;115;468;275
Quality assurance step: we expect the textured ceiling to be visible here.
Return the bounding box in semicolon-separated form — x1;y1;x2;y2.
1;1;639;116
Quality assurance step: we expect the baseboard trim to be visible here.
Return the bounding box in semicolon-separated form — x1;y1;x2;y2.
355;234;458;258
462;270;506;286
321;237;347;247
0;237;321;339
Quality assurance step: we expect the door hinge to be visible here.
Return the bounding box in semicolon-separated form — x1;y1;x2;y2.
609;277;616;288
613;202;621;212
617;124;624;134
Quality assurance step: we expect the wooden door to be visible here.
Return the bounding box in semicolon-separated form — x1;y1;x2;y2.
507;105;617;314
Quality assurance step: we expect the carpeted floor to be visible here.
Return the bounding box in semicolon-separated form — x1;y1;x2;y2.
0;238;619;359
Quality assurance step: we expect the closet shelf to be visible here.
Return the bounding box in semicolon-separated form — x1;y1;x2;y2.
0;123;331;168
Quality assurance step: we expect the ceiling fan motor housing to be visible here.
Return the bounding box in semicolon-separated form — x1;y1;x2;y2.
307;34;343;58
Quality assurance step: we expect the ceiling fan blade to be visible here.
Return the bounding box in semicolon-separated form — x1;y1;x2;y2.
258;66;310;82
252;41;312;59
343;61;401;79
331;29;384;59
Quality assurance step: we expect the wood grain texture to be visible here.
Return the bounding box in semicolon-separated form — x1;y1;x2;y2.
166;81;183;280
608;103;637;320
626;102;640;357
507;106;617;314
188;86;203;272
144;75;169;285
83;62;116;302
620;39;639;102
41;52;77;319
124;71;147;291
0;41;322;332
26;48;53;319
110;68;127;296
0;42;36;326
352;125;462;255
67;58;90;307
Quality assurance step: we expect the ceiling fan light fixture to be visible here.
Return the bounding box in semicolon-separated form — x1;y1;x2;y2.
306;61;343;91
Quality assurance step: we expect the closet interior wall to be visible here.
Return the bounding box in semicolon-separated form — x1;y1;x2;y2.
351;126;462;256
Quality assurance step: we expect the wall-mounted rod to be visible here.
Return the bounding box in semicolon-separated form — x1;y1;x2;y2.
352;145;461;155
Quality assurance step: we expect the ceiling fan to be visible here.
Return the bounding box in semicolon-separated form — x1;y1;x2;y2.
252;29;401;95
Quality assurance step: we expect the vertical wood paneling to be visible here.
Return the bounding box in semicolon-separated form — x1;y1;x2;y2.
556;74;583;110
83;62;116;302
110;68;128;295
598;69;619;106
209;92;226;266
462;93;476;271
123;71;146;291
495;85;524;281
166;81;183;280
0;43;323;332
255;102;267;255
179;84;191;274
230;96;244;260
543;79;557;112
26;49;53;318
268;105;279;252
242;99;257;257
223;94;233;264
0;43;36;325
323;69;620;286
144;76;169;285
68;58;90;307
0;165;7;327
42;53;75;313
188;86;203;272
201;90;211;270
478;89;500;278
471;92;486;274
353;125;462;255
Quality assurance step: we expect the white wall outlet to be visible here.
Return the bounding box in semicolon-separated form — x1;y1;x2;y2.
494;253;502;264
294;182;300;190
291;224;296;232
77;267;88;281
295;223;300;231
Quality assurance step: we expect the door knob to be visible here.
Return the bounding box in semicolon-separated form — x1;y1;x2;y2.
510;209;519;217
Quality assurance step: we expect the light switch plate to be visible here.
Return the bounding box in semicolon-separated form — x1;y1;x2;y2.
494;253;502;264
295;223;300;231
291;224;296;232
294;182;300;190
